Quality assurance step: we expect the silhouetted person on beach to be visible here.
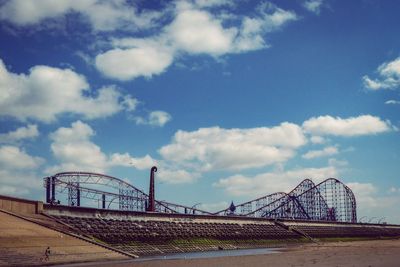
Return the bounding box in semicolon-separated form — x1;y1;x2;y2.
44;247;51;261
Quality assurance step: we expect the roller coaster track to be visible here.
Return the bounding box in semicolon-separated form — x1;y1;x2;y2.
43;171;212;216
214;178;356;223
44;171;356;222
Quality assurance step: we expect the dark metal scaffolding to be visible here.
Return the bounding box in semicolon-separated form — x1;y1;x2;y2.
43;170;356;222
43;171;211;216
215;178;357;223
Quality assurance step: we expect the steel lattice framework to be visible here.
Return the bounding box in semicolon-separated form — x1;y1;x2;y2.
215;178;357;223
44;170;356;222
43;171;212;215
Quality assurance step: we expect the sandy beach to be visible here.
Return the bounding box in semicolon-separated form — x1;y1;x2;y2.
82;239;400;267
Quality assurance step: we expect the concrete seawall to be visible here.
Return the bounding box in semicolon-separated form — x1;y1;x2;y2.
0;195;43;214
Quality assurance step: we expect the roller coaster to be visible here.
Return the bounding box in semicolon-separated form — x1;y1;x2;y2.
43;168;212;216
43;167;357;222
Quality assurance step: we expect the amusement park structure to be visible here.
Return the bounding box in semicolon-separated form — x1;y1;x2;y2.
214;178;357;223
44;167;357;223
44;168;212;216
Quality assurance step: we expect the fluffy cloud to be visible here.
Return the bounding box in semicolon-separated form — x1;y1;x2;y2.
0;58;137;122
302;146;338;159
303;0;324;14
95;2;297;80
0;145;44;169
347;182;377;205
363;57;400;90
194;0;232;8
214;166;338;197
0;170;42;196
167;7;237;55
0;0;163;31
0;184;30;196
0;124;39;143
234;2;297;52
310;135;326;144
48;120;108;172
389;187;400;193
159;122;306;172
345;182;400;223
1;1;297;81
302;115;393;137
157;168;200;184
385;99;400;105
109;153;156;170
0;145;44;196
134;111;172;127
47;120;157;173
328;158;348;167
95;45;174;81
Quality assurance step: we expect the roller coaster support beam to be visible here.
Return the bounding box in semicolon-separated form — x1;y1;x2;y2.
45;177;51;203
147;166;157;212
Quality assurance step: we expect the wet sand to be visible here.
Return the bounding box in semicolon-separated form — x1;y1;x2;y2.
77;239;400;267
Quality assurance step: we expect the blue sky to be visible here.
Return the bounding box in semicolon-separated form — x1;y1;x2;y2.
0;0;399;223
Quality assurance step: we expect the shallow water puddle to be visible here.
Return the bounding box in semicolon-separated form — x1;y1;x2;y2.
135;247;281;261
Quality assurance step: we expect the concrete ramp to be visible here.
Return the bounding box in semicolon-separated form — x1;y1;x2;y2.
0;210;129;266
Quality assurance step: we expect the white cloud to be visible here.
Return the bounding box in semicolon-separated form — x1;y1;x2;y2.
95;2;297;81
0;144;44;196
310;135;326;144
363;57;400;90
121;95;139;111
234;3;297;52
109;153;156;170
47;120;157;173
385;99;400;105
1;1;297;82
0;0;164;32
159;122;306;172
194;0;232;8
0;169;42;196
48;120;108;173
0;58;137;122
342;182;400;223
95;45;174;81
0;184;30;196
214;166;338;197
0;123;44;196
168;8;237;55
157;168;200;184
0;145;44;170
348;182;377;197
346;182;379;213
0;124;39;143
388;187;400;193
302;145;338;159
328;158;348;167
363;76;385;90
303;0;324;14
302;115;393;137
0;0;92;25
134;111;172;127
